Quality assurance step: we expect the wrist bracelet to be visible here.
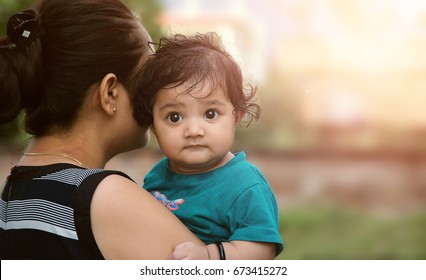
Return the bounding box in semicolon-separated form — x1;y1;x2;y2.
215;241;226;260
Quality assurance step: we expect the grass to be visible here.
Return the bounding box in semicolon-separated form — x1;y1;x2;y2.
276;206;426;260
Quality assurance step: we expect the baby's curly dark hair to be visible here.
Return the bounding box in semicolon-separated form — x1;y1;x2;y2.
131;32;261;127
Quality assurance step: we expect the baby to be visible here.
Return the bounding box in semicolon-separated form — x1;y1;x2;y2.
132;33;284;259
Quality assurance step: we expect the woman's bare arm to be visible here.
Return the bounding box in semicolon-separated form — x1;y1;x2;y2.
90;175;204;259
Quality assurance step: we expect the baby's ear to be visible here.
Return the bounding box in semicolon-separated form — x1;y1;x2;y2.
235;110;244;123
149;124;156;135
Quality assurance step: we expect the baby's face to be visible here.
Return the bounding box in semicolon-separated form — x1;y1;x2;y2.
151;81;238;174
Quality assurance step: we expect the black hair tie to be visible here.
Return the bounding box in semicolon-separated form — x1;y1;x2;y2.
6;9;44;50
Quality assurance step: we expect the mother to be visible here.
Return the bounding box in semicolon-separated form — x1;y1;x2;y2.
0;0;203;259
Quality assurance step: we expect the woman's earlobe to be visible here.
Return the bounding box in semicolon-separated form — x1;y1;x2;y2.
98;73;119;115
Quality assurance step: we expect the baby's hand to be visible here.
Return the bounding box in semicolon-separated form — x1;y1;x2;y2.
172;241;209;260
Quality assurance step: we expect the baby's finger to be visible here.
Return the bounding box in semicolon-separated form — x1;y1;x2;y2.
172;246;189;260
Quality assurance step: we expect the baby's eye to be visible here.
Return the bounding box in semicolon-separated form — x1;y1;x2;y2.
167;113;182;123
204;109;218;120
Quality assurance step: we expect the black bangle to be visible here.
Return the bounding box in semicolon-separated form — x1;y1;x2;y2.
215;241;226;260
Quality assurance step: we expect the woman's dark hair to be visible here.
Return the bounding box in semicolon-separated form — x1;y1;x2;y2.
132;32;261;127
0;0;150;136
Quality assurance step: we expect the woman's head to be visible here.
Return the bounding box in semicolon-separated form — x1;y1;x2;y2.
132;32;261;127
0;0;151;136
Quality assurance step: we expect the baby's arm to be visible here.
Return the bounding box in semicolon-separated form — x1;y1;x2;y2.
173;241;276;260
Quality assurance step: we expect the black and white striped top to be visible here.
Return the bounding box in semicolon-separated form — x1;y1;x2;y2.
0;164;130;259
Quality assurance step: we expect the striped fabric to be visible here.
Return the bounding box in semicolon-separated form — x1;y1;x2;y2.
35;168;104;186
0;165;105;259
1;199;77;239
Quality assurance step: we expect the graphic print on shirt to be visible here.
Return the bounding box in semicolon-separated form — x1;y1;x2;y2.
151;191;184;211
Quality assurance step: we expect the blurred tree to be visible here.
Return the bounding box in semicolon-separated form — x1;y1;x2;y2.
0;0;35;145
0;0;164;146
125;0;163;44
0;0;35;30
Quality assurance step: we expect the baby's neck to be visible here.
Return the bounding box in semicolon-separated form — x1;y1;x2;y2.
169;151;235;174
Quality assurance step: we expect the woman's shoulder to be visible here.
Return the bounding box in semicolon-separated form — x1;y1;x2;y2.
88;171;143;210
89;171;202;259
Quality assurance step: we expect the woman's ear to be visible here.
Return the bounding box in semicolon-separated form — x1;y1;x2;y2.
98;73;119;116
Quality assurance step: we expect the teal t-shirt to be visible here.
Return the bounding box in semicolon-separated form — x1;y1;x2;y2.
143;152;283;255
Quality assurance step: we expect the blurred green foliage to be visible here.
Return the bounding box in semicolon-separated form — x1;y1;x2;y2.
277;207;426;260
126;0;163;44
0;0;163;45
0;0;164;145
0;0;35;25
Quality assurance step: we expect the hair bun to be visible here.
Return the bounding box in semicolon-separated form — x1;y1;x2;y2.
7;9;44;50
